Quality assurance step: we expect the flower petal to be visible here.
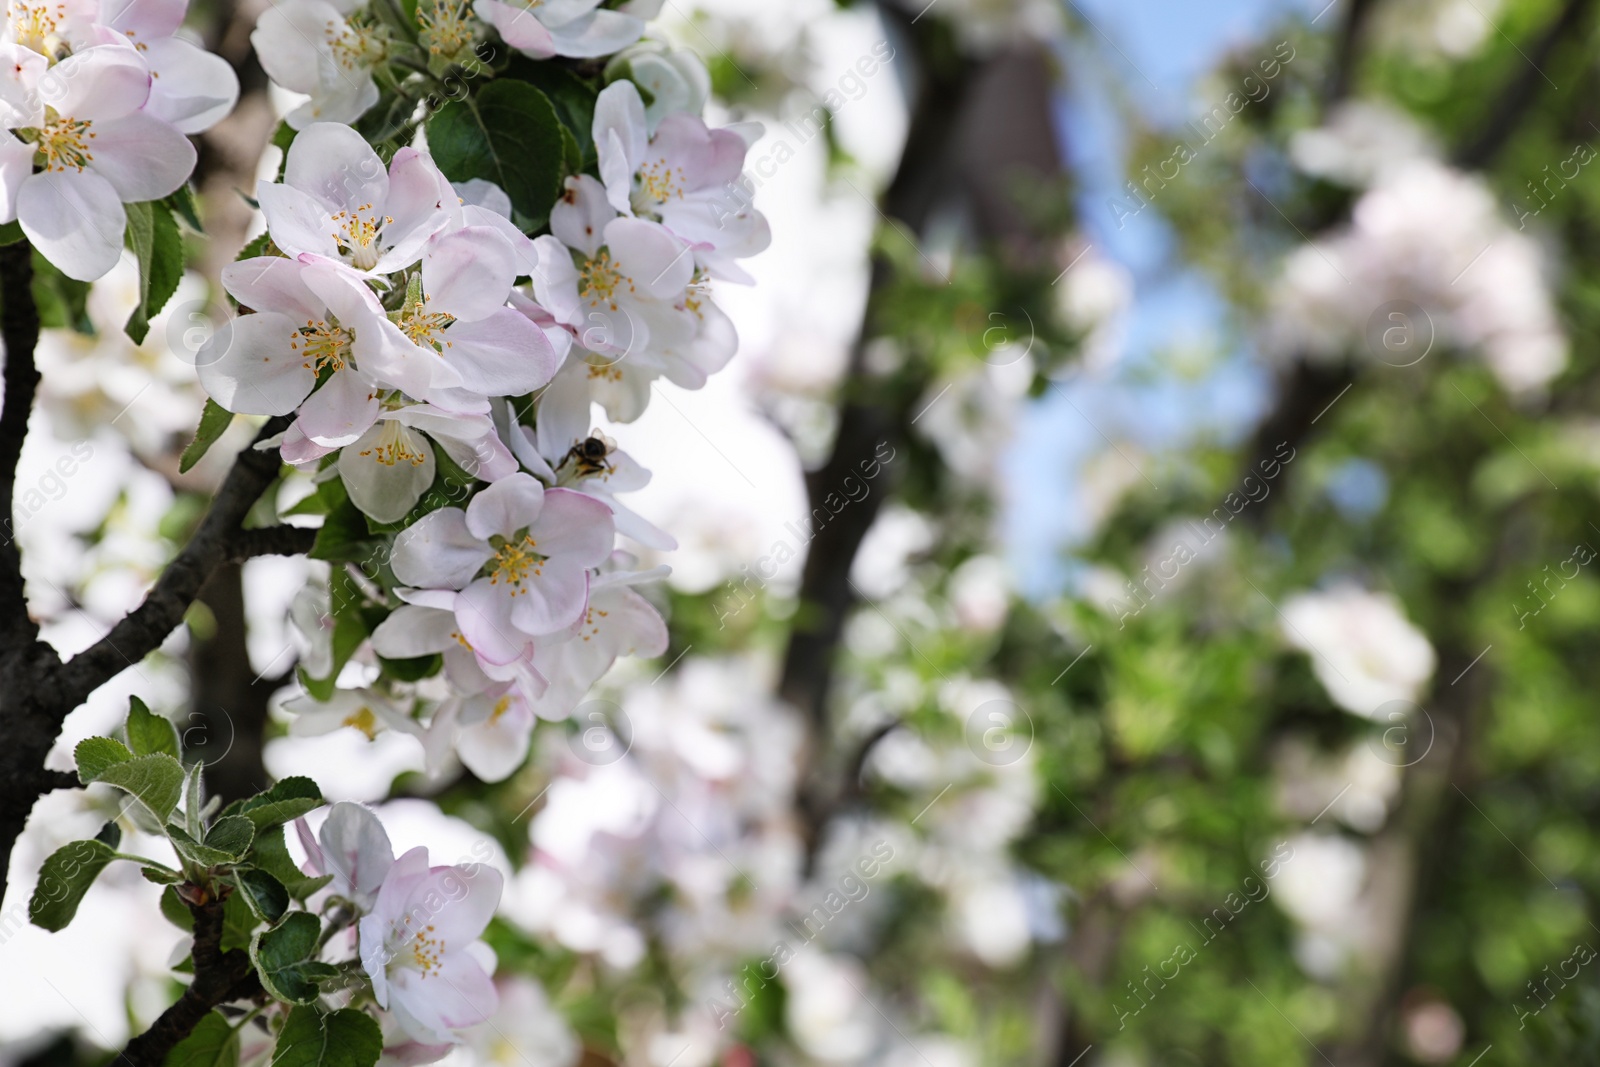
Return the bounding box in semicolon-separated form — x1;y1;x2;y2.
195;311;319;414
527;487;614;565
83;112;196;201
296;368;379;447
286;121;388;214
18;170;125;281
339;419;436;522
392;507;492;589
464;471;544;540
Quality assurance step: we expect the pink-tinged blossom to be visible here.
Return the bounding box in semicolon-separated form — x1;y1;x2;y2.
403;226;560;412
422;686;537;781
197;256;429;444
388;473;616;663
99;0;239;132
337;404;518;523
358;845;503;1045
256;122;452;273
593;78;769;282
368;587;545;698
535;173;695;362
0;46;194;280
474;0;642;61
252;0;384;128
295;800;394;912
527;569;668;722
508;382;674;549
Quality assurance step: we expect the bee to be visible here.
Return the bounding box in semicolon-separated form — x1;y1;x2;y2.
560;431;616;479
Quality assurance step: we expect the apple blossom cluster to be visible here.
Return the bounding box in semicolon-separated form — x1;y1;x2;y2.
251;0;675;130
1267;101;1568;395
27;702;514;1062
0;0;237;279
196;71;766;784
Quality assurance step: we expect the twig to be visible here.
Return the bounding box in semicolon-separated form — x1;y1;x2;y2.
56;417;292;705
120;887;259;1066
0;240;40;648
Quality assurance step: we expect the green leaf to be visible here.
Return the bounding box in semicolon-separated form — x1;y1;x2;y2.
270;1006;382;1067
231;777;324;831
505;59;598;161
180;399;236;474
558;123;581;181
0;220;22;244
74;736;133;783
127;696;182;759
168;816;255;868
29;839;116;931
124;199;184;344
160;884;195;931
143;865;183;884
251;912;335;1004
94;820;122;849
250;826;335;901
427;79;565;228
164;185;204;232
207;815;257;857
231;868;289;924
164;1010;239;1067
236;232;277;261
94;753;186;824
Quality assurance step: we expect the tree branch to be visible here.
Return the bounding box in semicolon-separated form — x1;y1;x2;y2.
1453;0;1595;169
0;240;41;648
120;886;258;1067
55;416;291;706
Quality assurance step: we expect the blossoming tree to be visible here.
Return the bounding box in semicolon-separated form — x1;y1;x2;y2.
0;0;769;1060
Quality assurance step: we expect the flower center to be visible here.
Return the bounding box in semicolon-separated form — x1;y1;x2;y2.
325;15;386;74
291;318;353;375
9;0;67;55
399;298;455;352
634;159;684;213
329;204;392;270
417;0;474;57
341;706;377;739
578;250;634;311
33;115;95;172
403;923;446;976
489;695;512;723
359;420;427;467
487;534;544;594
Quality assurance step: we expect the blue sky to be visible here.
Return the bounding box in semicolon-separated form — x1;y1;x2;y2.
1004;0;1323;593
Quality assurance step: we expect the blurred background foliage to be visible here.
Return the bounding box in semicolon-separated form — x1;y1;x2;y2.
11;0;1600;1065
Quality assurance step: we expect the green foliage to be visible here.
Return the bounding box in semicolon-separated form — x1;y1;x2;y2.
251;912;339;1004
164;1011;239;1067
127;697;182;759
269;1006;382;1067
124;199;185;343
427;79;566;228
180;400;236;474
28;839;116;931
226;777;324;831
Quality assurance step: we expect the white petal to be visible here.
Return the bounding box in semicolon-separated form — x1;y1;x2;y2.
195;311;318;415
83;112;196;201
41;46;150;120
141;37;239;134
287;121;388;214
339;420;436;522
392;508;491;589
18;170;125;282
464;472;544;540
297;369;379;447
422;226;515;322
